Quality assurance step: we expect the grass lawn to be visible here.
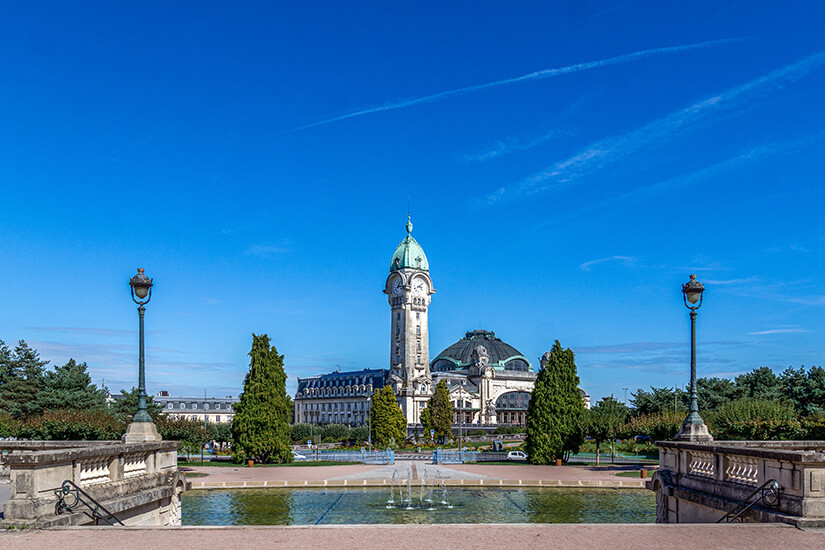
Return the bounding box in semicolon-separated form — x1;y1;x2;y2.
614;470;654;478
178;460;354;468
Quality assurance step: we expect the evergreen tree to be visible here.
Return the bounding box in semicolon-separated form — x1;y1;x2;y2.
109;387;164;421
420;379;453;440
525;341;584;464
369;386;406;448
736;367;783;400
231;334;292;464
584;396;628;465
36;359;107;412
0;340;48;419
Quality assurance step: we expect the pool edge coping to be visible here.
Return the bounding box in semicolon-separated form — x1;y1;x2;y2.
185;479;648;490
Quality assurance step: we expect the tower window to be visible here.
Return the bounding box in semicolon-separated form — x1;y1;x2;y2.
416;326;421;335
416;312;420;319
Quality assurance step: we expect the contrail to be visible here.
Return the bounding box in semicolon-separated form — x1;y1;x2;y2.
291;38;741;131
482;50;825;205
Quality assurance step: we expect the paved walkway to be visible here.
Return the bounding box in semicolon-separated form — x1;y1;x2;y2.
182;462;651;486
0;524;820;550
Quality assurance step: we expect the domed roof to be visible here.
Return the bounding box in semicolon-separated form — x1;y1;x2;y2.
431;330;533;372
390;216;429;272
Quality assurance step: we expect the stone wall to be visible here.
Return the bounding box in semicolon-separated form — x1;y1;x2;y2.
647;440;825;527
1;440;187;527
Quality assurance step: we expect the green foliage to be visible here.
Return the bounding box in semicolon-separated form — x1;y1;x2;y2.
525;341;585;464
735;367;784;400
0;340;48;419
321;423;350;442
207;421;232;446
420;380;453;439
623;410;684;442
35;359;108;412
630;386;687;415
349;425;369;443
584;396;629;459
16;409;124;440
109;387;164;422
290;422;313;442
706;398;803;440
156;416;210;453
231;334;292;464
493;426;524;435
370;386;406;448
697;377;740;411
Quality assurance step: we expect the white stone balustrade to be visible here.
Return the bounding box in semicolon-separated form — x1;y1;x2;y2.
0;440;185;527
649;440;825;527
724;454;759;485
687;451;715;478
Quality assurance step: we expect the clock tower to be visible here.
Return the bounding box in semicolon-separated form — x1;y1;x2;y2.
384;216;435;424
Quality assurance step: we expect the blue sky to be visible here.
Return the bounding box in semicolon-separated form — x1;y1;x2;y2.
2;2;825;403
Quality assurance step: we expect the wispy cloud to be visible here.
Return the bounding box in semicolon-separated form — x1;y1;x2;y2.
579;255;636;271
703;276;759;285
749;328;809;335
291;38;741;131
464;129;569;162
26;326;134;337
246;244;290;258
484;50;825;204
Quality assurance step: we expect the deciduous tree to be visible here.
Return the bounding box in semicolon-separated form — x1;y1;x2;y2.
584;396;629;465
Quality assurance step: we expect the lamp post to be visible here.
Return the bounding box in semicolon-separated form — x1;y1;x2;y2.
460;380;467;462
123;268;162;443
367;396;372;452
675;274;713;442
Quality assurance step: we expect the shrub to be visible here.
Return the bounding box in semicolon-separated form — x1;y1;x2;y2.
349;426;369;444
623;410;684;442
707;398;803;440
290;423;313;443
17;409;124;440
322;423;351;442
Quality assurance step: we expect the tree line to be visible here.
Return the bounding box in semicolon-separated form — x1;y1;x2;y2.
0;339;223;453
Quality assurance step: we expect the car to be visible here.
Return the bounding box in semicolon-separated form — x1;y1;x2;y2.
507;450;528;461
291;451;307;461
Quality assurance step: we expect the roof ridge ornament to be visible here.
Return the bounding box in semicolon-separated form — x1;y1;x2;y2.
406;214;413;236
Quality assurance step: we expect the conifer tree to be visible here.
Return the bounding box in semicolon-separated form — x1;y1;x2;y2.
370;385;406;447
420;379;453;440
0;340;48;419
36;359;108;412
109;387;164;421
231;334;292;463
525;340;584;464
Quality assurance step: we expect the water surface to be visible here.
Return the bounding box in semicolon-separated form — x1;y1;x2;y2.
182;487;655;525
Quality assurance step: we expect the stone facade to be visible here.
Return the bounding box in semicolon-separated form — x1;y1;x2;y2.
1;440;188;527
294;369;386;426
647;440;825;527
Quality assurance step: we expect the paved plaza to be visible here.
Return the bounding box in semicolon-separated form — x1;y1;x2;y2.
0;523;821;550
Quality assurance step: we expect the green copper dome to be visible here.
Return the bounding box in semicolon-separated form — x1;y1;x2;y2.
390;216;429;272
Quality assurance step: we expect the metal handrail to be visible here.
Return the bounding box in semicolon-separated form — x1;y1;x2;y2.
54;480;124;526
716;479;781;523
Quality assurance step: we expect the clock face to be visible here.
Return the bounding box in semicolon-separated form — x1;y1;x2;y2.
413;280;427;296
392;279;403;295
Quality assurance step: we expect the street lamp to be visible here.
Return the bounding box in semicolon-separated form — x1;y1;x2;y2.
460;380;467;462
675;274;713;442
123;268;162;443
367;396;372;452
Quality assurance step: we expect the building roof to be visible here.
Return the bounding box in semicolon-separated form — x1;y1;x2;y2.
390;216;429;272
296;368;386;393
431;330;533;372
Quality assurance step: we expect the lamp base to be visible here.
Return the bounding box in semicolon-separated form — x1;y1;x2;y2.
122;421;162;443
674;421;713;442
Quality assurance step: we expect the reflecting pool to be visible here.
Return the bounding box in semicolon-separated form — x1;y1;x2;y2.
182;488;655;525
